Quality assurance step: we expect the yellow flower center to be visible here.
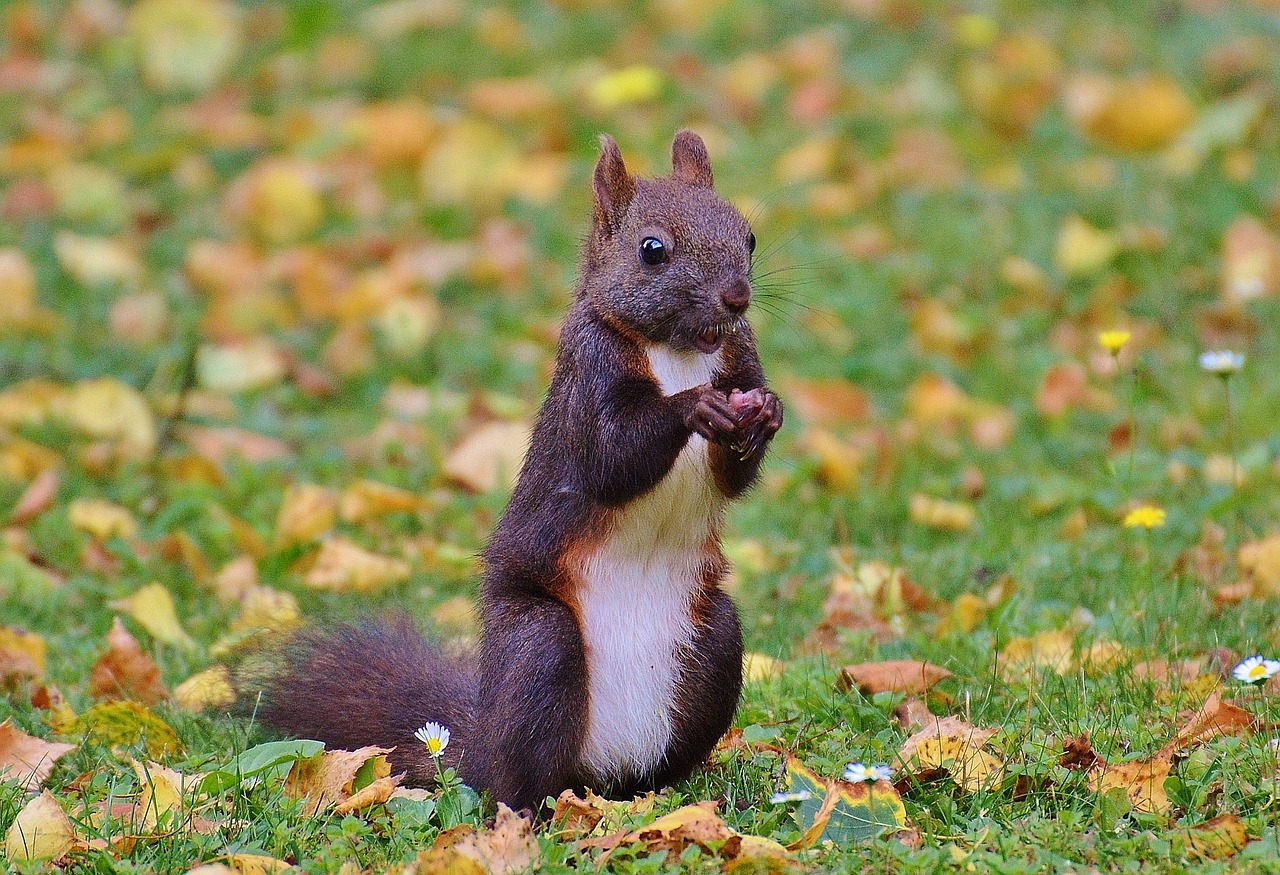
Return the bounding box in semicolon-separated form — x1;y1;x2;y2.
1247;665;1266;679
426;738;442;754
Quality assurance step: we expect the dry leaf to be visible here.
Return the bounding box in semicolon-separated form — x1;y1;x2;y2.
53;377;156;456
274;483;337;548
212;556;258;603
1220;215;1280;305
1080;75;1194;152
68;498;138;541
303;537;412;592
0;719;75;791
442;420;529;493
8;466;59;525
1055;215;1117;277
839;660;952;696
997;627;1075;681
1160;691;1254;755
132;759;205;832
339;479;422;523
895;715;1000;793
907;494;975;531
782;377;870;427
4;790;74;861
744;652;784;682
1089;754;1172;813
108;582;194;648
452;803;540;874
1059;732;1102;771
0;626;47;678
89;617;167;705
1181;813;1250;861
1240;533;1280;597
285;745;397;815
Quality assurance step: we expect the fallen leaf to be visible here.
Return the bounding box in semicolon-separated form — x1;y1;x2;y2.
53;377;156;456
132;759;205;832
339;479;422;524
304;538;412;592
1080;74;1194;152
8;466;59;525
452;803;540;874
895;715;1001;793
1239;533;1280;597
174;666;236;712
0;720;75;791
782;377;870;427
197;339;288;394
1089;753;1172;813
744;652;784;682
274;483;337;548
1160;691;1254;755
839;660;952;696
551;788;605;837
89;617;168;705
1179;813;1250;861
1055;215;1118;277
1220;215;1280;305
212;556;258;603
225;852;295;874
893;699;933;731
785;759;909;848
68;498;138;541
0;626;46;677
108;583;194;648
128;0;242;94
75;701;182;757
4;790;74;862
284;746;396;815
1058;732;1102;771
997;627;1075;682
442;420;529;493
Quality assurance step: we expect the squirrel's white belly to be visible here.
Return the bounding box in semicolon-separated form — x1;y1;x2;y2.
577;346;724;783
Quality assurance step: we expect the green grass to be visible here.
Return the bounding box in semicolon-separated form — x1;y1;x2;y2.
3;0;1280;872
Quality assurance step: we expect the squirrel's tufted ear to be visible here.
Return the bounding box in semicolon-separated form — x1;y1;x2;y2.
671;130;713;189
592;134;635;237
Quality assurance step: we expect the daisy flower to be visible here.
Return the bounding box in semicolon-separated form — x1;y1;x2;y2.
1199;350;1245;376
414;721;451;756
843;762;893;784
1232;655;1280;685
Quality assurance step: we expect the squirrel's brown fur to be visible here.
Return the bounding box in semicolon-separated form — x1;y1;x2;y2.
258;131;783;813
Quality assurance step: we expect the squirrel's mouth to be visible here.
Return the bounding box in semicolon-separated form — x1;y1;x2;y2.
692;320;739;354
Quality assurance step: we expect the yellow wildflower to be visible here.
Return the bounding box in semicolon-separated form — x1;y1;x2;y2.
1123;505;1166;529
1098;330;1131;354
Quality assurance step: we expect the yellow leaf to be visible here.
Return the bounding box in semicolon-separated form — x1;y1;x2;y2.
132;759;203;832
68;498;138;541
1089;754;1172;813
128;0;242;93
303;538;411;593
274;484;337;548
744;652;784;682
451;803;540;875
908;494;975;532
53;232;142;287
895;715;1001;793
174;666;236;712
1055;215;1118;277
950;593;987;634
339;479;422;524
4;790;74;862
197;339;288;394
1181;814;1250;861
285;745;396;815
228;586;301;635
1082;75;1194;152
109;583;194;648
0;719;75;792
589;66;663;110
0;626;47;676
226;852;295;874
998;627;1076;681
1240;533;1280;597
54;377;156;455
75;701;182;758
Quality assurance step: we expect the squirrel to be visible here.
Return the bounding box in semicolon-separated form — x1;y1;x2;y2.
258;130;784;814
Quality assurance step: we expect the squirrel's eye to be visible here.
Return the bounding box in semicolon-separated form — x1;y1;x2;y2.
639;237;667;265
747;232;757;254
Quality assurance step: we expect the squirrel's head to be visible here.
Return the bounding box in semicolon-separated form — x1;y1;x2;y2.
584;130;755;354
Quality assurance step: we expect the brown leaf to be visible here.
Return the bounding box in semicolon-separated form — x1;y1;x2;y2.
893;699;933;731
89;617;167;705
1182;813;1251;861
1058;732;1102;772
1160;691;1254;756
303;537;411;593
551;789;605;837
895;715;1000;792
8;466;59;525
452;803;540;875
839;660;952;696
781;377;870;428
181;424;290;464
0;719;75;791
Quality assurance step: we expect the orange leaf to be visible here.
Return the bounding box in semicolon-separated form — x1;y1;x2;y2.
89;617;167;705
839;660;952;696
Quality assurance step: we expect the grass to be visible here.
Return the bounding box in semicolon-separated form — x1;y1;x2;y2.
3;0;1280;872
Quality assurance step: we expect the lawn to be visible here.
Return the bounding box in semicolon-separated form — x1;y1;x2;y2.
3;0;1280;872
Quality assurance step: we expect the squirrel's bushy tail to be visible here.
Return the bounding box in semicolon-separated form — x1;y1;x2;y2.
254;620;476;786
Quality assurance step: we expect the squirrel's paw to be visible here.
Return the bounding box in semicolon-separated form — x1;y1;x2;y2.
729;388;783;460
684;385;740;446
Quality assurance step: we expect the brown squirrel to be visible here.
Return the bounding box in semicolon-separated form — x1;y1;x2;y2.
259;130;783;814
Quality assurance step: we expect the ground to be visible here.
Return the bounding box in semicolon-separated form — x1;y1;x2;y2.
2;0;1280;872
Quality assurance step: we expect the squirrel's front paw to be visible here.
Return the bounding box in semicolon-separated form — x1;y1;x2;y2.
684;385;740;446
729;388;783;459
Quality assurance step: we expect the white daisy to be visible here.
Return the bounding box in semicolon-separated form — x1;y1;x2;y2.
1232;655;1280;685
414;721;451;756
769;790;812;804
843;762;893;783
1199;350;1245;376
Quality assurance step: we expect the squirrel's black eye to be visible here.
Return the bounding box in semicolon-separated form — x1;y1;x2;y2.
639;237;667;265
747;232;757;255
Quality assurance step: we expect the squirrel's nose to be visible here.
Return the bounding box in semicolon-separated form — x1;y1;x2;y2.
720;278;751;314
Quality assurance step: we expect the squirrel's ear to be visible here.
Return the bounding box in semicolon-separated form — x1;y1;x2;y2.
592;134;635;237
671;130;713;189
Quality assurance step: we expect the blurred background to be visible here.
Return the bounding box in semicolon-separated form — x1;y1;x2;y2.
2;0;1280;652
